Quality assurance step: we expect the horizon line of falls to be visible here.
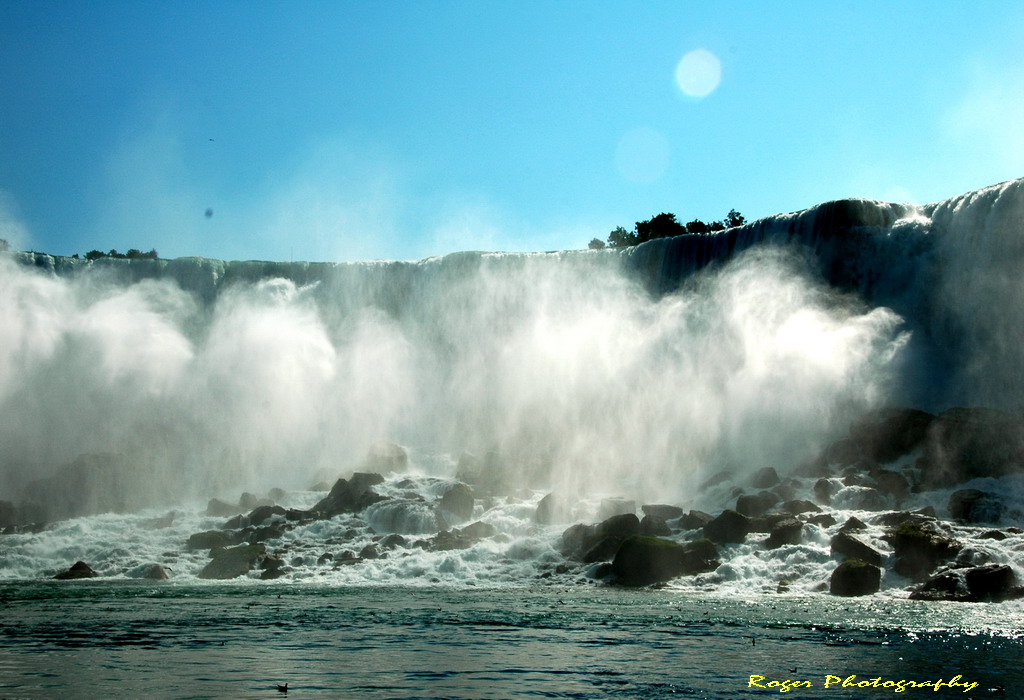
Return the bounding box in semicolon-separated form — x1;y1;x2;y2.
2;177;1023;516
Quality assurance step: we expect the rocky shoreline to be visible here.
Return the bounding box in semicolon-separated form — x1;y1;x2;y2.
13;406;1024;602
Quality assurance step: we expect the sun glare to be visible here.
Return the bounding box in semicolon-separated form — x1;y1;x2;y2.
675;49;722;98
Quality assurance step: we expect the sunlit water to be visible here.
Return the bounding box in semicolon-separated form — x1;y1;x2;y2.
2;583;1021;699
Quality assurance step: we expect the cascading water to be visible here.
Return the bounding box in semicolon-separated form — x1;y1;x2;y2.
0;177;1023;591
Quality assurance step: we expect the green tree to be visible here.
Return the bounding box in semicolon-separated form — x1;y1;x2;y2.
607;226;637;248
588;238;606;250
636;212;685;243
724;209;746;228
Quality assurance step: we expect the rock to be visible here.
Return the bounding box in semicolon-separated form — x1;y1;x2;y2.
839;516;868;532
748;512;793;533
830;531;883;567
872;511;934;528
888;520;962;581
239;492;273;510
678;538;720;575
948;489;1003;523
206;498;242;517
806;513;838;528
597;513;641;539
312;473;386;517
912;407;1024;490
561;523;598;559
909;570;966;601
699;470;732;491
248;523;287;542
772;479;802;502
703;509;750;544
835;408;936;466
54;561;98;580
813;478;840;505
198;543;265;579
599;498;636;519
439;482;475;523
378;533;407;549
640;515;672;536
641;504;684;521
782;499;821;515
910;564;1021;602
872;470;910;499
610;536;688;586
680;510;714;530
582;536;624;564
138;564;171;580
978;530;1008;541
432;521;498;551
965;564;1019;600
735;491;779;517
187;530;244;550
358;544;380;560
765;517;803;549
534;493;567;525
222;514;250;529
829;559;881;596
248;504;286;526
459;520;497;540
750;467;780;489
365;442;408;472
833;486;887;511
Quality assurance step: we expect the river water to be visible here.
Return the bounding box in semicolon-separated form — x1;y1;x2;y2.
1;582;1021;698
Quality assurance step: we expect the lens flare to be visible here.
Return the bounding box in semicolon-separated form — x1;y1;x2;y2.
675;49;722;98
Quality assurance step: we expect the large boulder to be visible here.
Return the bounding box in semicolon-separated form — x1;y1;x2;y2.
641;504;683;521
640;515;672;536
680;510;714;530
438;482;475;524
597;513;640;539
948;489;1003;523
735;491;779;518
198;543;265;579
750;467;780;489
248;504;287;526
703;509;749;544
830;559;881;596
431;521;497;551
312;473;386;517
765;517;803;549
611;536;718;586
910;564;1022;602
888;520;962;580
561;523;598;559
830;531;883;567
534;493;569;525
54;561;98;580
831;408;936;467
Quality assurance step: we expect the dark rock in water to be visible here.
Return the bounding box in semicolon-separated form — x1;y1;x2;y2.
588;562;614;580
561;523;598;559
610;536;687;586
187;529;244;550
911;564;1021;602
839;516;868;532
284;508;315;522
909;570;966;601
765;518;803;549
747;512;793;534
830;531;883;567
317;552;334;565
771;478;802;502
582;536;625;564
680;510;714;530
239;492;272;510
806;513;838;527
834;486;887;511
703;509;749;544
872;470;910;499
783;499;821;515
248;504;286;526
138;564;170;580
54;561;98;580
248;523;287;543
750;467;780;489
679;538;720;575
641;504;684;521
534;493;567;525
312;473;386;517
597;513;641;539
872;510;935;528
830;559;881;596
365;442;408;472
948;489;1003;523
599;498;636;519
378;533;407;549
735;491;779;518
222;514;250;529
965;564;1018;600
439;482;475;523
978;530;1008;541
813;478;839;505
206;498;242;517
199;543;265;579
358;544;380;560
888;520;962;581
432;521;498;551
640;515;671;536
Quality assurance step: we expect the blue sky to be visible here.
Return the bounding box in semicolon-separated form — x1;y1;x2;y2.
1;1;1022;262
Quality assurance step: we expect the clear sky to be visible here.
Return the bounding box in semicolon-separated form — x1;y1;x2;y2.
1;1;1022;263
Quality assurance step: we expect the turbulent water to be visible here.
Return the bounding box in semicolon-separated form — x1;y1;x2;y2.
2;179;1024;697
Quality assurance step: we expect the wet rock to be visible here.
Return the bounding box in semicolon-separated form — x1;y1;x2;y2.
599;498;636;519
772;479;802;502
978;530;1008;541
137;564;171;580
317;552;334;565
833;408;936;467
198;544;265;579
358;544;380;560
378;533;407;549
703;509;749;544
948;489;1003;523
640;515;672;537
432;521;498;551
187;530;244;551
813;478;840;505
735;491;779;518
534;493;568;525
910;564;1022;602
239;492;272;510
611;536;714;586
248;523;287;543
680;510;714;530
888;520;962;581
829;559;881;596
839;516;868;532
783;499;821;515
872;470;910;500
830;531;883;567
439;482;475;523
750;467;780;489
597;513;641;539
765;517;803;549
641;504;684;521
806;513;838;528
561;523;598;559
54;561;98;580
872;510;935;528
748;513;793;533
582;536;624;564
312;473;386;517
833;486;887;511
248;504;286;526
206;498;242;517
